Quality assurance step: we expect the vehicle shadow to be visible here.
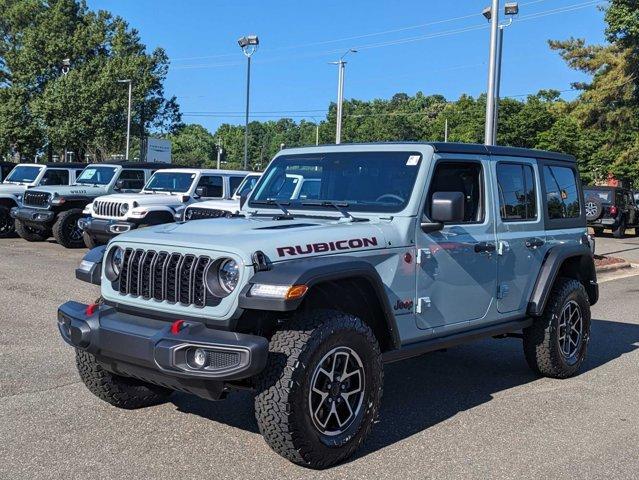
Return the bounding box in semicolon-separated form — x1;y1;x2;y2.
169;318;639;463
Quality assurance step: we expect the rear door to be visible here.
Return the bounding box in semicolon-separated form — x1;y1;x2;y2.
492;157;545;314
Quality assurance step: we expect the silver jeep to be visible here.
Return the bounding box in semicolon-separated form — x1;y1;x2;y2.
58;143;598;468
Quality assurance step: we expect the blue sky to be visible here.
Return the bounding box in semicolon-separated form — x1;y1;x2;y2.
87;0;607;133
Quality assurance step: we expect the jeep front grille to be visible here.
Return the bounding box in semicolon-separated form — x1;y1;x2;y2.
118;248;213;308
186;207;229;221
94;200;126;218
23;191;51;208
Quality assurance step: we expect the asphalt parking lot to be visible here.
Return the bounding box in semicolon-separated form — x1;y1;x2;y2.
2;239;639;480
594;232;639;263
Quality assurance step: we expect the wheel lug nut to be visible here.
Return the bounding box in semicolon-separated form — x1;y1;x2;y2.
341;384;346;390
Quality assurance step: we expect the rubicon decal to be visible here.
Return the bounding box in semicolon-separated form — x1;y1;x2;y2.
277;237;378;257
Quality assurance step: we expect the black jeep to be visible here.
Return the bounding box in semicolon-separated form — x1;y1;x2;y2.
584;186;639;238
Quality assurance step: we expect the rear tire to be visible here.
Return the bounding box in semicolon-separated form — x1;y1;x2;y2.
75;349;172;409
0;206;16;238
523;278;591;379
82;231;103;249
254;310;383;469
592;228;604;237
15;219;50;242
53;209;85;248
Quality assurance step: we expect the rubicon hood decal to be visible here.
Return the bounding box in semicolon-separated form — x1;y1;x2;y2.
277;237;379;257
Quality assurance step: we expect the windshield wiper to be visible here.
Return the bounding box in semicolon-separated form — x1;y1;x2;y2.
252;199;294;219
300;201;367;222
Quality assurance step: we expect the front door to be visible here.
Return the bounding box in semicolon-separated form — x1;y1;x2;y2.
415;158;497;330
492;158;546;314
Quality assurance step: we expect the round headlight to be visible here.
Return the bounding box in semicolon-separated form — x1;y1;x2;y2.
111;247;125;277
218;259;239;294
119;203;129;216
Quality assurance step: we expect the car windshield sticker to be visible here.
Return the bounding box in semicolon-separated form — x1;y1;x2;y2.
407;155;420;166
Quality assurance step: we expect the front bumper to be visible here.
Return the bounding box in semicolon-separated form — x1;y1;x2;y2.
57;301;269;397
10;206;55;227
79;217;139;243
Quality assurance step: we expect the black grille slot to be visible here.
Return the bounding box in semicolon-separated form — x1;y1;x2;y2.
23;191;51;208
116;248;214;308
186;207;229;221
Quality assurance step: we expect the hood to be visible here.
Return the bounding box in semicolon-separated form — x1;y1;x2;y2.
114;216;389;264
30;184;108;197
0;184;26;196
93;192;185;207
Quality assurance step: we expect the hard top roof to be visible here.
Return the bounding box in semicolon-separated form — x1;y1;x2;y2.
13;162;87;168
583;185;628;191
91;161;173;169
281;142;576;163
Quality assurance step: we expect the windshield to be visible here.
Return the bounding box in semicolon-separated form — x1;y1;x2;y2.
4;165;43;184
144;172;196;193
75;166;118;185
233;174;261;198
249;151;422;213
584;189;612;203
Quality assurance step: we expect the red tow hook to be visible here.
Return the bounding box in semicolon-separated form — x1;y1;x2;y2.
85;303;99;317
170;319;186;335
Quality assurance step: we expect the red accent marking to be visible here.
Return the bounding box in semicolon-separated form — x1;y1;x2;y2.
85;303;98;317
170;319;185;335
610;205;618;216
403;252;412;264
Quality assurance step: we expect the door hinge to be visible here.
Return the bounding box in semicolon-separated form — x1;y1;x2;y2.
416;296;431;314
416;248;431;264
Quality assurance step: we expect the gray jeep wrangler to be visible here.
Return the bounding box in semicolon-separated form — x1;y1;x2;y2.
57;143;598;468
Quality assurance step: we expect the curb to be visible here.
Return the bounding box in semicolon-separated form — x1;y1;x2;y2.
595;261;632;273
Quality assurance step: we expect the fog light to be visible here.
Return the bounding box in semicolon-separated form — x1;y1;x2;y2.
193;348;207;368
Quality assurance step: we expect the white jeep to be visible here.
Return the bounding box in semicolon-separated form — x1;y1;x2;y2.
80;168;250;247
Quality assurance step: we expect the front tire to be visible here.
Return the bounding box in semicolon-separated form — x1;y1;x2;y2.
75;349;172;409
53;209;85;248
523;278;591;379
15;219;50;242
254;310;383;469
0;206;16;238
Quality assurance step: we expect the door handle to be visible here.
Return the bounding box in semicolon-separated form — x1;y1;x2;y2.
474;242;496;253
525;238;545;249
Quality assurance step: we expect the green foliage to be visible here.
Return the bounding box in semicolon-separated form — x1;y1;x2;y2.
0;0;180;161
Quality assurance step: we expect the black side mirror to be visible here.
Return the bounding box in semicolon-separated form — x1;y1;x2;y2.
421;191;465;232
240;190;250;209
195;186;206;198
114;179;125;191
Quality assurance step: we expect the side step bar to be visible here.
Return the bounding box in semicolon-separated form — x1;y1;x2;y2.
382;318;533;364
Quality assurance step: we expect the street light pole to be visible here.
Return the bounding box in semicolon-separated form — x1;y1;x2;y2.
330;49;357;145
483;2;519;146
484;0;500;146
117;79;133;160
238;35;259;170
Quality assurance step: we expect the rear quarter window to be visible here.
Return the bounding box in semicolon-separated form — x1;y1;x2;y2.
542;165;580;220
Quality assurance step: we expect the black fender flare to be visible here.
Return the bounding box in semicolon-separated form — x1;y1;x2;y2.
75;245;106;285
527;243;598;317
238;255;400;349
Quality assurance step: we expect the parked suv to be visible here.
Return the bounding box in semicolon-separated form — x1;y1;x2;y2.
11;162;166;248
182;173;261;221
58;143;597;468
79;168;250;247
583;185;639;238
0;162;85;238
0;161;16;182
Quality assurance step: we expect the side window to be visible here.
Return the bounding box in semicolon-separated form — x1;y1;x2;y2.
427;162;484;223
75;169;85;179
41;169;69;185
542;166;580;219
496;163;537;221
197;175;223;198
118;170;145;190
229;176;245;195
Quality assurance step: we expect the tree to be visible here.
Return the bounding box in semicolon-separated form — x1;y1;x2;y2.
0;0;180;161
168;124;217;167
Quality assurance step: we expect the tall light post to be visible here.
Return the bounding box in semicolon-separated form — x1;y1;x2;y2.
330;49;357;144
238;35;259;170
117;79;133;160
61;59;71;163
483;2;519;146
